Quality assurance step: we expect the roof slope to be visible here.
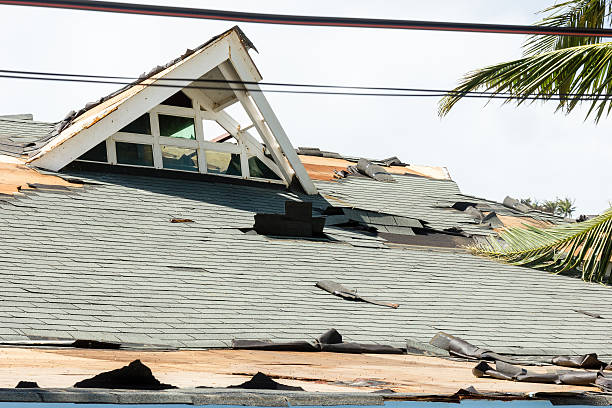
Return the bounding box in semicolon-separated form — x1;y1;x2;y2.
0;170;609;357
0;117;56;157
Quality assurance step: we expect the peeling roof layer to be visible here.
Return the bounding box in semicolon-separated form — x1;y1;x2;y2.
0;170;609;356
0;162;81;196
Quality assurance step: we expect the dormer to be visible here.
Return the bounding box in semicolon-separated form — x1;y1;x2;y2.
28;27;317;195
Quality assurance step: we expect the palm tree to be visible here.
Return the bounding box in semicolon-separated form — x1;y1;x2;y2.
439;0;612;122
440;0;612;283
473;208;612;284
557;197;577;217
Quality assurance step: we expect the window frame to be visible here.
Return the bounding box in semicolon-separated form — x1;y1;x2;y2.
75;98;284;183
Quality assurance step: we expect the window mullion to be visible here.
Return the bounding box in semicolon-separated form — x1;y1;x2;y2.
150;112;162;169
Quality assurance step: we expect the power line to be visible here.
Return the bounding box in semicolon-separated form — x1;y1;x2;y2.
0;68;608;99
1;72;609;101
2;0;612;36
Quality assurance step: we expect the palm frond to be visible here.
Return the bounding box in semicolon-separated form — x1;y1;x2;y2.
438;42;612;122
523;0;612;56
472;207;612;284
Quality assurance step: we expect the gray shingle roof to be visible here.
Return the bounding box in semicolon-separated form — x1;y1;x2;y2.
0;118;55;157
0;170;609;357
315;175;496;236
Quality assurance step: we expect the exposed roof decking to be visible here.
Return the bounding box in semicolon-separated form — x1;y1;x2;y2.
0;171;609;357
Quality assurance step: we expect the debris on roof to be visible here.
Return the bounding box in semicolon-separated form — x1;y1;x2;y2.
227;372;304;391
254;201;325;237
503;196;532;213
0;24;608;405
73;360;175;390
298;152;452;181
354;158;395;182
315;281;399;308
233;329;405;354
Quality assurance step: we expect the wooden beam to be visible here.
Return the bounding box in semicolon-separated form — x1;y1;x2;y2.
219;56;317;195
183;88;287;183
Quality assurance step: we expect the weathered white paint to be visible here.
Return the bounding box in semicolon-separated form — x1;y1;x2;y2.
30;32;232;170
219;56;317;195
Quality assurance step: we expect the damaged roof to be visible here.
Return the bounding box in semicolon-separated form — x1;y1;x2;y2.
0;168;608;358
1;25;610;405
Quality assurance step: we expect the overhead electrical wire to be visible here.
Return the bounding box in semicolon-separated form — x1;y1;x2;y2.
2;0;612;37
1;71;609;101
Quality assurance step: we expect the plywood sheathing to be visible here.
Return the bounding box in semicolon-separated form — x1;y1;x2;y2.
0;162;80;195
489;213;554;233
298;155;451;181
0;348;594;394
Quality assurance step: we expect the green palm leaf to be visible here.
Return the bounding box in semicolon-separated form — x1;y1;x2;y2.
523;0;612;56
472;207;612;284
438;42;612;122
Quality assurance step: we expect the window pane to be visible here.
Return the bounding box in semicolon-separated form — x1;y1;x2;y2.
206;151;241;176
159;115;195;139
120;113;151;134
78;141;108;162
161;91;193;108
161;146;198;172
116;142;153;166
248;156;280;180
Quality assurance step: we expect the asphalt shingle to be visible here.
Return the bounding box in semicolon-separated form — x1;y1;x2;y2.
0;170;610;357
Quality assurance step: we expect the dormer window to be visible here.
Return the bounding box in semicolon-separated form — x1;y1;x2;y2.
29;27;317;194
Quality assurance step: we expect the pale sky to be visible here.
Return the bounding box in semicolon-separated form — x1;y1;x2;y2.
1;1;610;215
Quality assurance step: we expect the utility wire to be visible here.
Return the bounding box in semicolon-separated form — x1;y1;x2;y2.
0;69;608;99
1;73;609;101
2;0;612;36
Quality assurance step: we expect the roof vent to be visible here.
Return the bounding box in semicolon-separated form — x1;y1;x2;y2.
254;201;325;237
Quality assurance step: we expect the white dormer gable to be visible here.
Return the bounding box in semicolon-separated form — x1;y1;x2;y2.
29;27;317;194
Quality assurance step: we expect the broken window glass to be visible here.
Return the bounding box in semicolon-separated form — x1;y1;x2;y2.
119;113;151;135
160;91;193;108
77;141;108;162
161;145;198;172
205;151;241;176
248;156;280;180
158;115;196;139
115;142;154;166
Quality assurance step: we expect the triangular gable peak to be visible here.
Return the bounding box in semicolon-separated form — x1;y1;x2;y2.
29;27;317;194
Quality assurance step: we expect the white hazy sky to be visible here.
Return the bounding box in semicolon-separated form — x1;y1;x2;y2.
1;1;610;214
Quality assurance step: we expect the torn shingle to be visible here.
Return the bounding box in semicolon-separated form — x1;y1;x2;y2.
316;280;399;309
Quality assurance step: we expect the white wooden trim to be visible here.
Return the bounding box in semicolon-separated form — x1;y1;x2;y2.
189;78;294;185
192;98;207;173
112;133;154;144
31;36;231;170
152;105;196;117
150;112;162;169
219;62;301;184
199;140;241;154
224;48;318;195
159;136;198;149
239;143;249;179
106;138;116;164
184;88;286;183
